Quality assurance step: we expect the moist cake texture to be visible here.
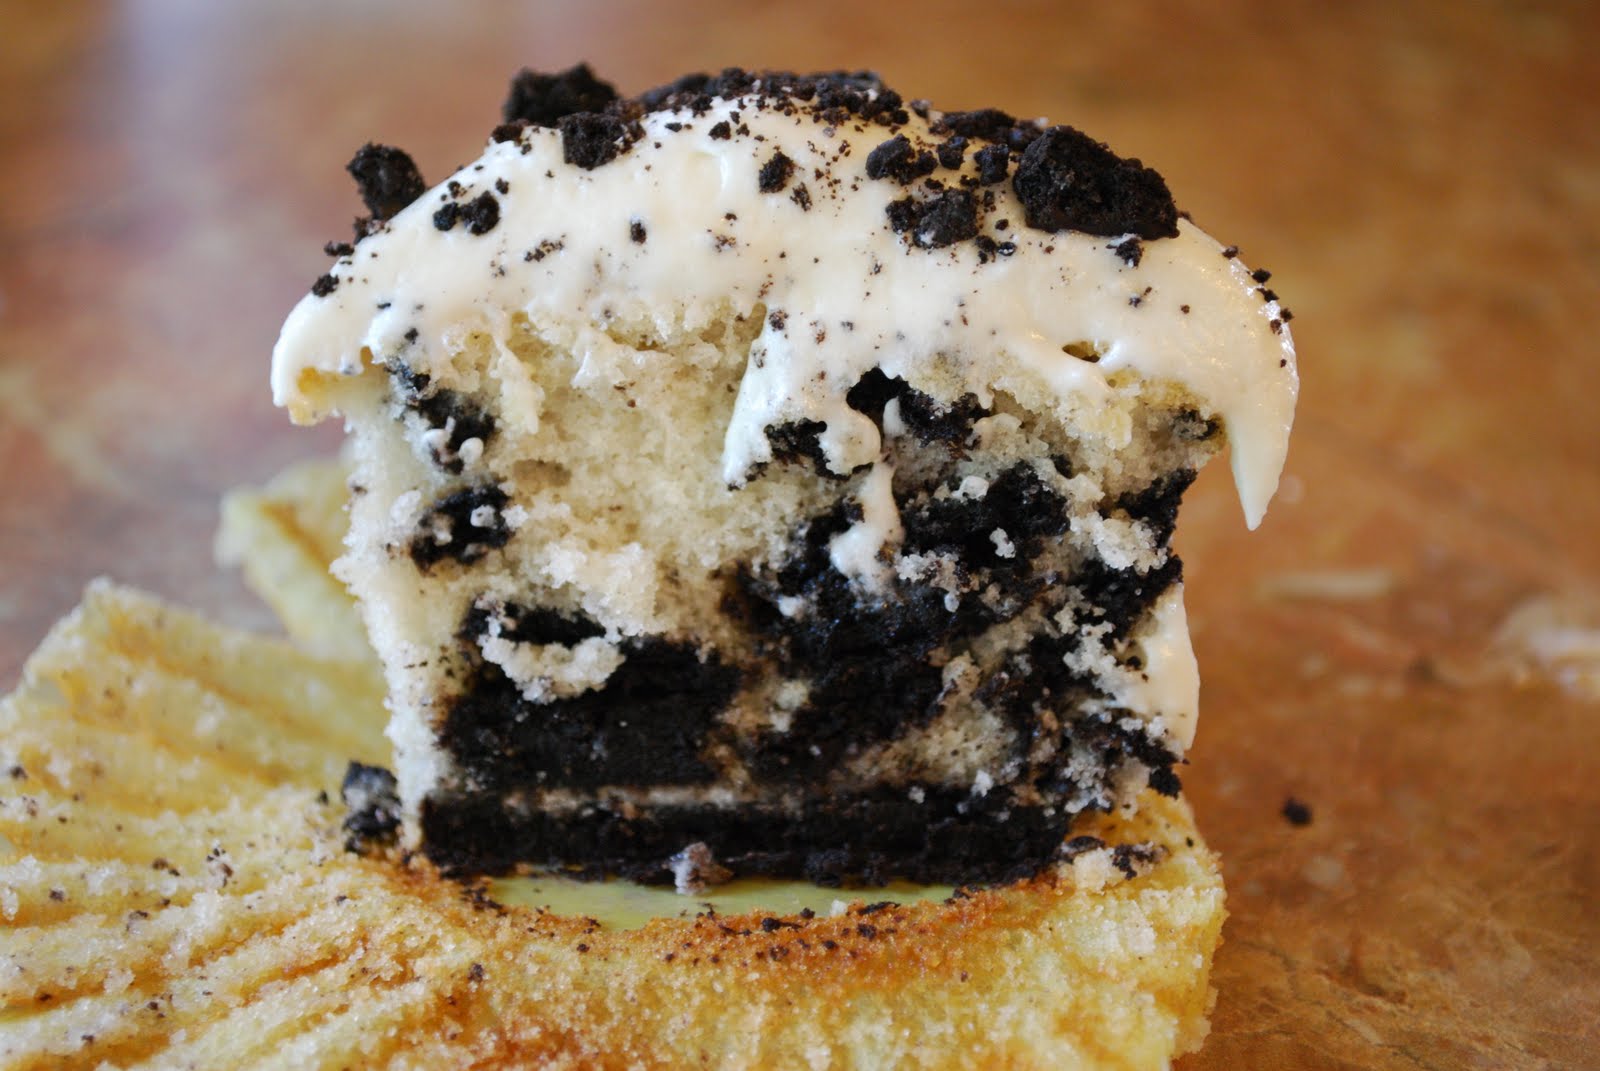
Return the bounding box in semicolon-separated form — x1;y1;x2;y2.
272;67;1297;886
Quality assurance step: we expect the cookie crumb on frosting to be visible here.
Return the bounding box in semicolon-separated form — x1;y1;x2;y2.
1012;126;1179;239
347;143;427;222
503;62;620;126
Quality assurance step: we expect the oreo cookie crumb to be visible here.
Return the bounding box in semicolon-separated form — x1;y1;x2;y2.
340;761;401;851
1110;843;1161;879
630;219;648;244
764;419;842;477
323;241;354;258
431;191;500;235
409;485;512;571
1282;797;1314;826
1113;237;1143;266
310;273;339;298
886;188;979;249
934;108;1017;143
390;363;497;474
503;64;619;126
758;150;796;193
866;135;937;184
1146;765;1182;798
346;143;427;222
1012;126;1178;239
886;199;918;236
490;121;526;144
461;600;606;647
896;385;989;447
936;136;967;169
525;238;564;262
844;366;907;423
973;144;1010;185
559;112;636;170
708;121;732;140
791;183;812;211
464;192;499;233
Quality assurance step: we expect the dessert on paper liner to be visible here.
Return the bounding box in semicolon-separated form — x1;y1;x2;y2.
274;67;1293;890
0;575;1224;1070
0;65;1297;1069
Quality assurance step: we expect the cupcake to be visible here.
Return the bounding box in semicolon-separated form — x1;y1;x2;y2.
271;66;1296;886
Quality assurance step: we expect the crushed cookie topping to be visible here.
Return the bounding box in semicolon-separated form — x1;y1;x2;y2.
1013;127;1178;239
347;143;427;222
280;65;1296;531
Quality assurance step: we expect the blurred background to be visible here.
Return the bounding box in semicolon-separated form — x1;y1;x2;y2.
2;2;1597;1067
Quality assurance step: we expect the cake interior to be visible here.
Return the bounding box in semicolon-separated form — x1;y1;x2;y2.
317;299;1221;885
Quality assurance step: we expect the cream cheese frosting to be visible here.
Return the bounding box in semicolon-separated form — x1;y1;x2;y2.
272;89;1297;529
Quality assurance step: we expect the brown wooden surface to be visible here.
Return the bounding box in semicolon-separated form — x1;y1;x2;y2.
3;2;1597;1067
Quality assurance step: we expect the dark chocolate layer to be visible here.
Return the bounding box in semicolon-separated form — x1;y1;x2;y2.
441;639;742;792
420;787;1074;887
424;695;1179;887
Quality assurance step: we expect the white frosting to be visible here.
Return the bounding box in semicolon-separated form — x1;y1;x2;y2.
827;460;902;591
1115;585;1201;750
273;95;1297;528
